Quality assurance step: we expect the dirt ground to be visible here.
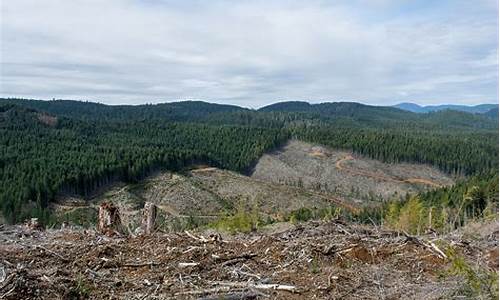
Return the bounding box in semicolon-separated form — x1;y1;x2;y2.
0;219;497;300
251;140;454;200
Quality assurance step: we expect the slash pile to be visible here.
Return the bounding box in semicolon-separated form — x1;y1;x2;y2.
0;219;497;299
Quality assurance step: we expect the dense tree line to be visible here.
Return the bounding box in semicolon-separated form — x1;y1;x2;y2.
0;106;287;223
292;125;498;175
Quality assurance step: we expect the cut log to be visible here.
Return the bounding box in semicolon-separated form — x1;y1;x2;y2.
97;202;121;234
141;202;157;235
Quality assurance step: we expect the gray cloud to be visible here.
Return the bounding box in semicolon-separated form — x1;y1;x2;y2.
1;0;498;107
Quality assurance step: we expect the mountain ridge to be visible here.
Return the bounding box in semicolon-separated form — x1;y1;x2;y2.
393;102;498;114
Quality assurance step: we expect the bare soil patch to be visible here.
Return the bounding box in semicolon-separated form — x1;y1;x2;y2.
251;140;454;201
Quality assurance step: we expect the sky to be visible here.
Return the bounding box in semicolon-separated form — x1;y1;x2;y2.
1;0;498;108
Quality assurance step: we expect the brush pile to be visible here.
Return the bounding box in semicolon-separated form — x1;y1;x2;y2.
0;219;497;299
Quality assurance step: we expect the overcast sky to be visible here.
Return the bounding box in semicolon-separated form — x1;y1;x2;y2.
1;0;498;108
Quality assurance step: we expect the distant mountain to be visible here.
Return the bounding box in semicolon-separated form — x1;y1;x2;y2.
1;98;497;130
393;103;428;113
483;107;499;119
258;101;313;112
259;101;417;122
393;102;498;114
0;98;248;121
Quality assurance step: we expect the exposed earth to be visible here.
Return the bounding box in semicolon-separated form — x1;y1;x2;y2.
50;140;454;230
251;140;454;200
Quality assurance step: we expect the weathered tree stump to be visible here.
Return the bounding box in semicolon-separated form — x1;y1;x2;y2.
98;202;121;234
141;202;157;235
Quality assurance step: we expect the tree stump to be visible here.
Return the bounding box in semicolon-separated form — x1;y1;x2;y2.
98;202;121;234
141;202;157;235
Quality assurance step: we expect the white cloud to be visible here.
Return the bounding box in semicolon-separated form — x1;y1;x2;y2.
0;0;498;107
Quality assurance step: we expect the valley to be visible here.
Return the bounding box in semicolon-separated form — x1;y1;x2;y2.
50;140;454;231
1;0;498;297
0;99;497;300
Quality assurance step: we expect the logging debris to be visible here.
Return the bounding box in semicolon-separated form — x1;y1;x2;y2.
0;219;497;299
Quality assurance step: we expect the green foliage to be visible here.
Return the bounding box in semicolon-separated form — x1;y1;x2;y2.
383;173;499;234
288;206;343;224
293;125;497;175
384;201;401;227
289;207;314;223
446;247;499;299
210;206;260;233
0;105;287;223
394;196;426;234
67;275;92;299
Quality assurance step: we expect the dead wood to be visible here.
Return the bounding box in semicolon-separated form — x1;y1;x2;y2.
97;202;121;234
197;291;260;300
1;218;495;299
141;202;157;235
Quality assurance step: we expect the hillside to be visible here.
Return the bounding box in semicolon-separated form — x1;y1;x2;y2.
0;99;497;226
259;101;418;122
0;99;497;300
251;140;453;200
49;140;456;230
0;99;248;122
484;107;499;119
51;167;337;229
2;98;497;130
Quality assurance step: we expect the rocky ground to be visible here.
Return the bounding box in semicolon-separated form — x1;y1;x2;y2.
0;219;497;300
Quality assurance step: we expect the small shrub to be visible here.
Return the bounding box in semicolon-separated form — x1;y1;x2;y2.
289;207;314;223
446;247;499;299
67;275;92;299
210;207;260;233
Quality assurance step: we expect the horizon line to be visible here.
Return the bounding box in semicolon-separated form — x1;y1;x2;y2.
0;96;498;110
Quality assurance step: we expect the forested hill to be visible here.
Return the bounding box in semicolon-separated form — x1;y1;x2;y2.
1;98;497;130
0;98;498;224
0;98;248;122
484;107;499;119
259;101;498;131
260;101;414;119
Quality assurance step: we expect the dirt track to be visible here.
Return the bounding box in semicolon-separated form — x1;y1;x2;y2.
335;155;443;188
